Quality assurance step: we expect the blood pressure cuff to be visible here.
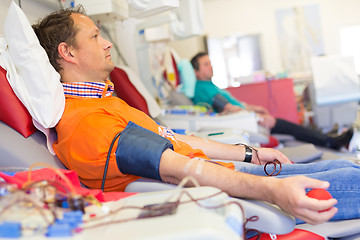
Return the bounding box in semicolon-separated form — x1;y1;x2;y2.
212;94;229;112
115;121;174;181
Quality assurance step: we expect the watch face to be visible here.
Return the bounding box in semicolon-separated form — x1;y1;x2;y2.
246;146;252;154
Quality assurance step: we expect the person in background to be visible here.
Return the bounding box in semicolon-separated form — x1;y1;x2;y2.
191;52;354;150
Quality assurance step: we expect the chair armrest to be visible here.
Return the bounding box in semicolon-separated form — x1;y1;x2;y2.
125;178;295;235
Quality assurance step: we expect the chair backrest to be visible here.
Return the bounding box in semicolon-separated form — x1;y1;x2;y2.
0;66;65;169
226;79;299;124
0;66;36;137
163;51;197;100
110;66;151;116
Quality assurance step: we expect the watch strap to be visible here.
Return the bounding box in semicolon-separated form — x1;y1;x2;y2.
244;145;252;163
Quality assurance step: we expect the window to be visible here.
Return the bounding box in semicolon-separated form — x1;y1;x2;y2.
340;25;360;75
208;34;263;89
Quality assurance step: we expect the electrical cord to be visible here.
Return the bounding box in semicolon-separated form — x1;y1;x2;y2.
25;162;77;194
81;185;249;240
101;132;122;191
0;191;55;225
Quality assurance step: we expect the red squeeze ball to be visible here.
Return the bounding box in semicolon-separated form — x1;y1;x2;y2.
307;189;332;212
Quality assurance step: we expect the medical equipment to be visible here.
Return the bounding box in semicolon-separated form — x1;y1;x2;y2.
103;121;175;191
102;132;121;191
116;122;173;181
134;0;204;96
33;0;129;20
129;0;179;19
212;94;232;112
124;178;295;236
0;169;248;239
309;55;360;131
75;0;128;22
125;176;360;240
158;108;261;134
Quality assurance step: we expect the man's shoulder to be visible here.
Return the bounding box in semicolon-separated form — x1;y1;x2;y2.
64;96;123;113
196;80;218;93
59;96;127;129
196;80;214;88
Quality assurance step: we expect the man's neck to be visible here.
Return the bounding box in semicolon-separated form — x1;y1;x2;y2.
60;69;107;84
197;78;212;82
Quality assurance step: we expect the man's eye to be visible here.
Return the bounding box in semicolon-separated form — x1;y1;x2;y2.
93;34;98;38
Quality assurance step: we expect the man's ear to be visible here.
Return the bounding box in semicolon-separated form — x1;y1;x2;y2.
194;69;200;79
58;42;76;63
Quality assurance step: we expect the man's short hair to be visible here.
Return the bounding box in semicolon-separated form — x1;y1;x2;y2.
32;6;85;72
190;52;208;71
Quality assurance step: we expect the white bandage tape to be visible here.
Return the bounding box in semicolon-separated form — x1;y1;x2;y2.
184;157;197;174
184;157;205;175
195;158;205;175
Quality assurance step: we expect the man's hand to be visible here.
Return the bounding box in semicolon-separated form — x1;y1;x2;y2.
221;103;277;129
267;176;338;224
257;113;276;129
247;104;269;114
252;147;292;165
221;103;243;114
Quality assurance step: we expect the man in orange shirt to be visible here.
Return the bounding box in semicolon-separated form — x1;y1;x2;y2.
33;7;360;225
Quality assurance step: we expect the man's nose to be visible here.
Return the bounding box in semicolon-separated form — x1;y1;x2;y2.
103;37;113;50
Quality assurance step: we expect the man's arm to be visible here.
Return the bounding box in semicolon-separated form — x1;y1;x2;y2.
245;103;269;114
222;103;244;114
219;103;277;129
159;149;338;224
174;133;291;164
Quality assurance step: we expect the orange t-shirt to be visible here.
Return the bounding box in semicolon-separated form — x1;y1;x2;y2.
53;96;211;191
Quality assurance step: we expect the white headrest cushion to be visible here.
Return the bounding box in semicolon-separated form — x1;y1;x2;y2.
3;2;65;128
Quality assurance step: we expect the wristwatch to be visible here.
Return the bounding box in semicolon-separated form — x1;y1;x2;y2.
244;145;252;163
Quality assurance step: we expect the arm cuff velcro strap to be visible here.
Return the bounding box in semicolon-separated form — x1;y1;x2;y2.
212;94;229;112
115;121;174;181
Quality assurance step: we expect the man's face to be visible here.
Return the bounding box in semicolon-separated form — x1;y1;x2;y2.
70;13;114;82
195;55;213;80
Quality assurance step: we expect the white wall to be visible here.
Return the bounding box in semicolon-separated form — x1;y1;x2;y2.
0;0;55;35
112;18;141;74
201;0;360;74
168;35;207;60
